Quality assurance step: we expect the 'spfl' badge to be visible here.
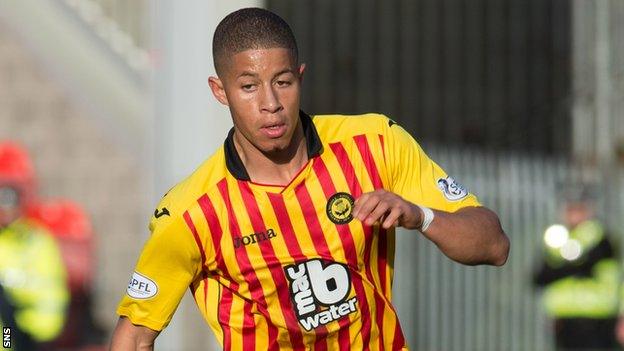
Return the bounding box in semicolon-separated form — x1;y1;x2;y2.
326;192;354;224
437;176;468;201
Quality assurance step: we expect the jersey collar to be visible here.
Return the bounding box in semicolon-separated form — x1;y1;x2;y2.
224;110;323;181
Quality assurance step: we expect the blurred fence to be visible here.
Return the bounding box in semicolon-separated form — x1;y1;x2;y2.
393;144;624;351
269;0;572;155
269;1;624;347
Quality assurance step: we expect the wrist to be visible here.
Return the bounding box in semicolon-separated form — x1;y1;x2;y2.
417;205;434;232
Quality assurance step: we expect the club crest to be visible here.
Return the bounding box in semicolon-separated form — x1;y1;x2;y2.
326;192;354;224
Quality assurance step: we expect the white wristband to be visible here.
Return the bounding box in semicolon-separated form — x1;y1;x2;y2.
417;205;435;232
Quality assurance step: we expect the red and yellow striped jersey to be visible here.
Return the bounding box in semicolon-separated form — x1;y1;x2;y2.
117;112;480;350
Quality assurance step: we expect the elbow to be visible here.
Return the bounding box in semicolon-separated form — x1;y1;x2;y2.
490;231;510;266
483;208;510;266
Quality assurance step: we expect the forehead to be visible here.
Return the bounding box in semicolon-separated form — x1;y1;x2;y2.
222;48;296;78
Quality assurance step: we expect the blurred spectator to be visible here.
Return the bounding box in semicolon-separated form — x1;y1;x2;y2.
0;141;68;350
533;184;620;350
28;200;107;351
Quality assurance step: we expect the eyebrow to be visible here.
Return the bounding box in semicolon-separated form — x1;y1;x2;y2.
236;68;295;79
272;68;295;78
237;71;258;79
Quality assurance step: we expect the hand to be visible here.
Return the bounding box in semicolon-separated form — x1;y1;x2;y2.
352;189;423;229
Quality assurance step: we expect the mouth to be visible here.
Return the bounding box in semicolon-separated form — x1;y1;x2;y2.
261;122;287;138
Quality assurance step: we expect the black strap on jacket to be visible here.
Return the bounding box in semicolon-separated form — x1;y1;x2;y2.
533;237;615;287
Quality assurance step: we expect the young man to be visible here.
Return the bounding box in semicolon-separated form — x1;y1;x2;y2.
111;8;509;350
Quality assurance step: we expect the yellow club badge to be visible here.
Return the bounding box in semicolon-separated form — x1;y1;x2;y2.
326;192;354;224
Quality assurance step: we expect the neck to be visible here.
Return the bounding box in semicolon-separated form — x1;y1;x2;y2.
233;123;308;185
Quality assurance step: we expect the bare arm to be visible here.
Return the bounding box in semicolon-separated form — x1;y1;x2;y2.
421;206;509;266
353;189;510;266
109;317;160;351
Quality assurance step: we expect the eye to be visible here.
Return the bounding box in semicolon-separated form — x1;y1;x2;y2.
241;84;256;92
276;80;292;87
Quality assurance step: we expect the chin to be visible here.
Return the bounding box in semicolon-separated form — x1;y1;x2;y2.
262;142;288;154
259;136;296;155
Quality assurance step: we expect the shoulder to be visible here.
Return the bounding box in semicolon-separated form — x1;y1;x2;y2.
311;113;396;142
11;218;51;237
149;148;227;231
8;218;60;251
26;200;93;240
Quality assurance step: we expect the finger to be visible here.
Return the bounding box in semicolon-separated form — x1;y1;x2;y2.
354;194;379;221
352;193;370;219
354;190;388;218
382;207;403;229
364;200;391;226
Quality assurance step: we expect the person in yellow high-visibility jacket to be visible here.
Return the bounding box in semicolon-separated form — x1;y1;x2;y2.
0;141;68;351
534;185;619;350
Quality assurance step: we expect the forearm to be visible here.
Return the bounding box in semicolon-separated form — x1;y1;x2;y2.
352;190;509;266
109;317;158;351
110;337;154;351
420;206;509;266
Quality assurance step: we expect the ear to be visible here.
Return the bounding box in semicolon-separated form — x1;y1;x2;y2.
208;76;229;106
298;63;306;83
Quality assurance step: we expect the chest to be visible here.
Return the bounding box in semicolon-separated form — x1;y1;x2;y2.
219;183;369;276
209;155;388;282
0;233;40;291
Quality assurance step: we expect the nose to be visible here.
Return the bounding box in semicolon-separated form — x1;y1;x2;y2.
260;84;282;113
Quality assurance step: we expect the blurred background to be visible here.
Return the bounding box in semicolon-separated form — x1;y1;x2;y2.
0;0;623;350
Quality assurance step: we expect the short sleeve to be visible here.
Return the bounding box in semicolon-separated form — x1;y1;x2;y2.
384;120;481;212
116;209;202;331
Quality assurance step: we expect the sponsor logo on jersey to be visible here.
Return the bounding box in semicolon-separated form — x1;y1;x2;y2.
326;192;354;224
284;259;358;331
234;228;277;249
127;271;158;299
437;176;468;201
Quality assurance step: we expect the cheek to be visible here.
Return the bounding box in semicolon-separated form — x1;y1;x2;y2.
230;91;261;113
277;88;300;106
229;108;259;136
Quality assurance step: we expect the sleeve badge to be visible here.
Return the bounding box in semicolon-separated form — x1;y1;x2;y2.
436;176;468;201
